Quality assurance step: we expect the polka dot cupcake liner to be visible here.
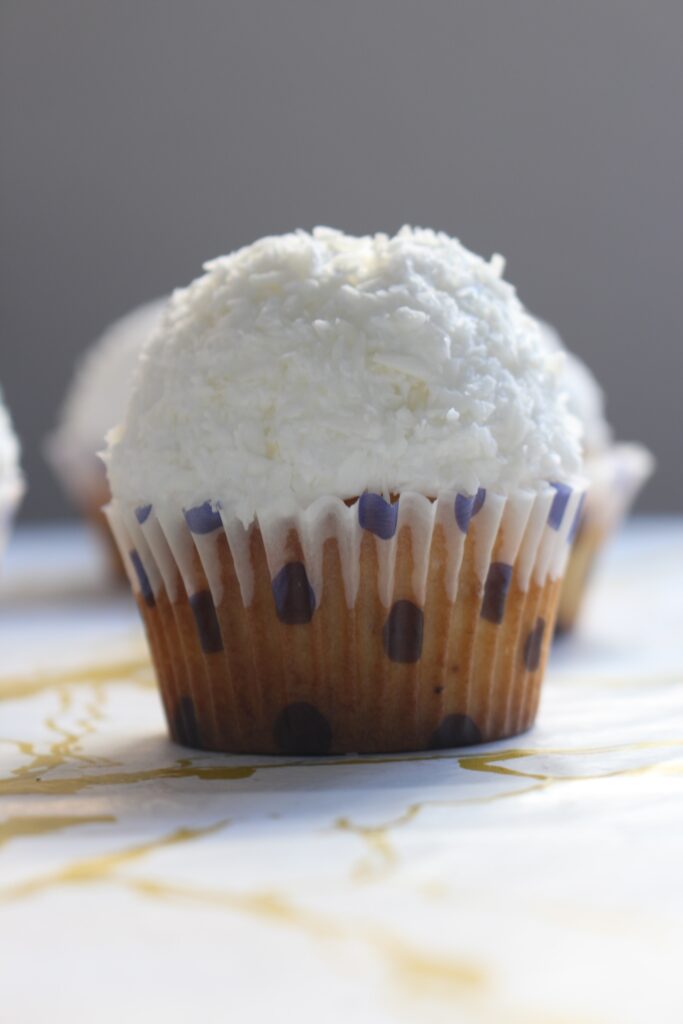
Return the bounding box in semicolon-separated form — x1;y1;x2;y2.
106;482;586;754
556;443;653;635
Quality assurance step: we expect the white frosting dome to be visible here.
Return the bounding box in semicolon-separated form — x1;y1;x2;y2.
48;298;167;497
106;227;583;524
538;320;612;455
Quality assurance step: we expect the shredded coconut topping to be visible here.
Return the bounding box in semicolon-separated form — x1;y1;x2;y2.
106;227;582;524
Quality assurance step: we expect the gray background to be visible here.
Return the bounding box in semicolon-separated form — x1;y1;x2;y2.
1;0;680;520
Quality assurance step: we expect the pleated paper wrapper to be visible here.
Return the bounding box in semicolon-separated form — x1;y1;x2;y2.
46;437;126;581
556;444;653;634
106;481;586;755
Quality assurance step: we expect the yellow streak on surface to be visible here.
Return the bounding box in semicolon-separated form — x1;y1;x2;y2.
0;655;153;703
0;845;486;997
0;815;116;848
333;742;683;872
1;675;123;791
133;877;485;995
0;762;257;797
336;805;422;880
0;650;671;1020
2;735;683;798
0;822;228;902
459;738;683;775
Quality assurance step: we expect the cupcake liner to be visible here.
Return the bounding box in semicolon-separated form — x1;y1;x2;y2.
556;443;653;634
83;478;128;583
46;439;127;581
105;481;586;754
0;476;24;567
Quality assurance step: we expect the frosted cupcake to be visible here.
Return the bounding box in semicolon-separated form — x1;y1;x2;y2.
0;386;24;564
539;322;653;634
105;228;586;754
46;298;166;576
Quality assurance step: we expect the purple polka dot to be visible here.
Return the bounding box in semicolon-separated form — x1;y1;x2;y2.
358;492;399;539
481;562;513;624
274;702;332;755
129;549;155;607
189;590;223;654
184;501;223;534
272;562;315;624
430;713;482;749
524;617;546;671
454;488;486;533
548;482;572;530
173;696;201;748
135;504;152;524
568;494;586;544
383;600;424;663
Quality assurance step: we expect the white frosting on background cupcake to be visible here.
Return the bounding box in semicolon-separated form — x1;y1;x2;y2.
106;228;583;525
48;298;167;499
538;320;612;455
0;388;23;563
0;388;22;496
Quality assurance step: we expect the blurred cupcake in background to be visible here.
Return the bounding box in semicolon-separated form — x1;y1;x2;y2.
46;298;166;579
104;228;586;755
539;321;654;634
0;385;24;565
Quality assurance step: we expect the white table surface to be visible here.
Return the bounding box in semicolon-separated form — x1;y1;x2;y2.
1;518;682;1024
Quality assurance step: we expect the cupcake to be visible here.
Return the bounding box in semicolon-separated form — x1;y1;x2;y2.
0;386;24;564
104;228;586;754
539;321;654;634
46;298;167;577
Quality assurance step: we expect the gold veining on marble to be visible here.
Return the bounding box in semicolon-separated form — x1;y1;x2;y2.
41;686;109;770
125;878;489;1001
0;646;680;1021
331;739;683;877
0;822;228;903
0;654;153;704
336;806;422;881
2;654;683;923
0;840;487;999
1;675;122;794
0;815;116;848
459;739;683;779
0;762;257;798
